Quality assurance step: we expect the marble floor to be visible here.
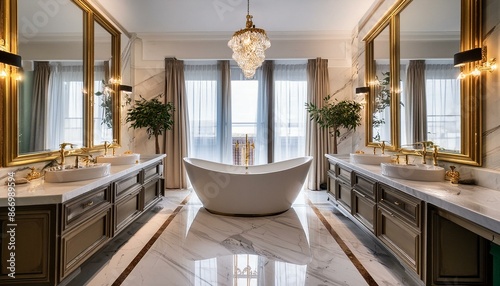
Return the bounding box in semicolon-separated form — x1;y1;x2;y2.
66;189;420;286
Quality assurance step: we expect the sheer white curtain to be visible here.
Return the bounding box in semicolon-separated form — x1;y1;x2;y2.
373;63;391;143
273;63;307;162
46;63;84;149
185;62;233;163
425;63;460;151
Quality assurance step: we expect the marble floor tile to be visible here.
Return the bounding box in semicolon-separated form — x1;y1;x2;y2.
68;189;419;286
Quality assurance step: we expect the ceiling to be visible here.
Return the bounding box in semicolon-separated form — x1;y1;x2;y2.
90;0;378;39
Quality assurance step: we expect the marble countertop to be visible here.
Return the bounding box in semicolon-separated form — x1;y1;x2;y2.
325;154;500;237
0;154;166;207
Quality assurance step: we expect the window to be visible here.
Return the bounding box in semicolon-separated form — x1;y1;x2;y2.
185;61;307;165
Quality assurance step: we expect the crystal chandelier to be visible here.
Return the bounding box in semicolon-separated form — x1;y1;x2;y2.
228;0;271;79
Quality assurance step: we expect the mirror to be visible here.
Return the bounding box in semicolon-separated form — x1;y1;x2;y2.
399;0;461;152
93;20;114;146
371;25;391;144
17;0;85;154
3;0;121;166
365;0;482;165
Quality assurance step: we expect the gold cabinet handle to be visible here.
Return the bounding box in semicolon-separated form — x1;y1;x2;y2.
394;201;401;206
82;200;94;208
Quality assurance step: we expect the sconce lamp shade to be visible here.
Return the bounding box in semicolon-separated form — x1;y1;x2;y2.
119;85;132;92
0;50;22;68
454;48;482;67
355;87;369;94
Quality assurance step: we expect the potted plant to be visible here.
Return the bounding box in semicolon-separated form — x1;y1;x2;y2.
306;95;362;154
126;94;175;154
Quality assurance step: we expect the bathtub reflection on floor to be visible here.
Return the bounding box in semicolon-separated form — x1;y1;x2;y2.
183;207;311;285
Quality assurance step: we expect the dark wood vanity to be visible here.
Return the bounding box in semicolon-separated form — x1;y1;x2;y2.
326;154;499;286
0;156;164;286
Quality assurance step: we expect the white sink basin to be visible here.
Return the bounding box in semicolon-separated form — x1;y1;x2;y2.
381;163;445;182
44;163;111;183
350;153;392;165
96;153;140;165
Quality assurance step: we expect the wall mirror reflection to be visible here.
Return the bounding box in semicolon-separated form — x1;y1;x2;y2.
93;20;114;146
399;0;461;153
18;0;84;154
371;24;391;144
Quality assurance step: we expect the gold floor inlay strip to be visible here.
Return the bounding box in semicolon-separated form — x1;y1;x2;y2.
307;197;379;286
111;192;192;286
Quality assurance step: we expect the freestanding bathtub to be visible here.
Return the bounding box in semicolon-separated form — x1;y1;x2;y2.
183;156;313;216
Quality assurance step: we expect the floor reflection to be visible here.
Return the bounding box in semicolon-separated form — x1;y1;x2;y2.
123;197;369;285
184;208;311;285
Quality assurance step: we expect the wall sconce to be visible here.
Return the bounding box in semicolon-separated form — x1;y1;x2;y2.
454;47;497;79
119;84;132;93
0;46;23;80
355;87;369;94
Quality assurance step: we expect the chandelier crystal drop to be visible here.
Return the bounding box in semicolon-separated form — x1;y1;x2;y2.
228;0;270;79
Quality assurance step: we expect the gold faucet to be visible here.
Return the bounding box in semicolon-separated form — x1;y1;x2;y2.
58;142;75;165
432;145;439;166
109;139;121;156
244;134;254;169
103;141;110;155
373;140;386;154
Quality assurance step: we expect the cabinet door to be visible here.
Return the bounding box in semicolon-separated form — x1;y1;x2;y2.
377;206;421;275
429;210;490;285
335;180;352;212
353;190;376;233
0;205;57;286
60;208;111;281
143;178;161;210
114;189;142;235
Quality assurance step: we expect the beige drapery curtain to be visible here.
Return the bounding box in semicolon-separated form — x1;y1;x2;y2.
306;58;330;190
30;61;51;152
218;60;233;163
406;60;427;143
164;58;189;189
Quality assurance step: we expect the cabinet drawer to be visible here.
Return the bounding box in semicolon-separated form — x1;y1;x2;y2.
115;189;142;234
114;171;142;199
144;162;162;183
335;180;352;212
335;165;353;185
144;178;161;209
60;208;111;280
378;183;421;228
353;173;376;200
62;185;111;231
353;190;376;233
377;207;421;275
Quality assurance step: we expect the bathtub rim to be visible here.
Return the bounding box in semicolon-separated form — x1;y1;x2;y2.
183;156;313;176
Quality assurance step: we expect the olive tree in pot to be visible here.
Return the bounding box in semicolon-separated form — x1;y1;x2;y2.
306;95;362;154
126;94;175;154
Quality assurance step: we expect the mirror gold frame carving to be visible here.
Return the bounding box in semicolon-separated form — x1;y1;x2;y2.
363;0;482;166
1;0;121;166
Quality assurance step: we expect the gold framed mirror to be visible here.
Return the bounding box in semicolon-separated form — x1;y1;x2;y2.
364;0;482;166
2;0;121;166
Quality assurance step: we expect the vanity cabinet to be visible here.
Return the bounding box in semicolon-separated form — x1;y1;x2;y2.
0;157;164;286
326;154;499;286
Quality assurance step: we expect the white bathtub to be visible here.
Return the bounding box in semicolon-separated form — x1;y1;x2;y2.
183;156;313;216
